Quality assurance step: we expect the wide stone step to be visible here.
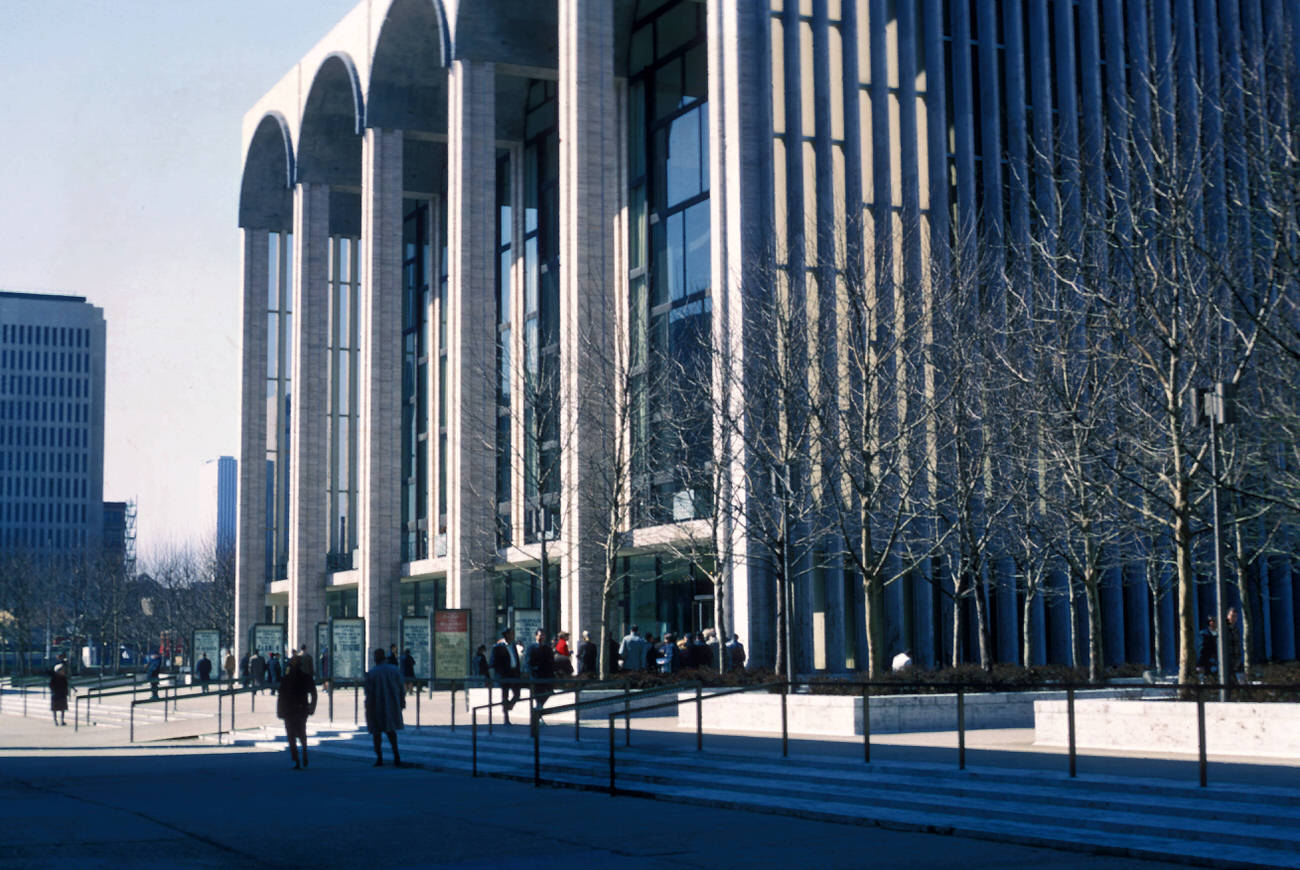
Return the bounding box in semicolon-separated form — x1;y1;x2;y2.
235;725;1300;869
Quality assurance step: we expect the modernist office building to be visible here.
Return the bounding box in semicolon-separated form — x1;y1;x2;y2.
198;456;238;566
237;0;1300;671
0;291;106;557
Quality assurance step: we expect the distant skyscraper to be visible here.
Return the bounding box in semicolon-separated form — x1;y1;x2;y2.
0;291;106;555
198;456;237;565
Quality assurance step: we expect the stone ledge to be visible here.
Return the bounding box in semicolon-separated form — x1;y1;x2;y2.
1034;698;1300;757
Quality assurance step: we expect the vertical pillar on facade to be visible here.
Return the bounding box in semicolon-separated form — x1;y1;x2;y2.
1100;566;1126;666
358;127;404;654
708;0;774;666
287;182;331;651
236;229;270;662
1269;554;1296;661
558;0;618;649
447;59;498;650
1046;568;1071;664
1124;562;1151;665
995;557;1019;663
1028;585;1047;666
822;555;846;672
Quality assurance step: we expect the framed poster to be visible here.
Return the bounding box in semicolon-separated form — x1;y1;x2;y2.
432;609;471;680
400;615;432;680
250;623;286;661
512;608;542;648
331;618;366;683
192;629;220;668
315;622;330;674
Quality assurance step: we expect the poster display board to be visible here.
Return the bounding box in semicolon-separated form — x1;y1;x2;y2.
512;608;542;648
331;618;366;683
400;615;432;680
192;629;220;669
432;610;471;680
250;624;286;661
315;622;330;674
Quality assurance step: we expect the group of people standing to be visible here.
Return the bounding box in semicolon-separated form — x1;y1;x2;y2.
1197;605;1244;683
617;626;745;675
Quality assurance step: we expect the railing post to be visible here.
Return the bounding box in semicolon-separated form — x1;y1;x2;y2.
472;709;478;777
781;685;789;758
608;713;617;796
574;687;581;742
74;693;79;732
862;683;870;763
327;682;333;722
354;684;359;726
1067;687;1077;778
957;687;965;770
532;706;541;788
217;691;223;745
624;687;631;747
693;686;703;751
1197;695;1208;788
451;684;456;732
129;703;134;743
416;687;421;730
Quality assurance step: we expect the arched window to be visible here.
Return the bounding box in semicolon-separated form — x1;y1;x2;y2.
627;0;711;526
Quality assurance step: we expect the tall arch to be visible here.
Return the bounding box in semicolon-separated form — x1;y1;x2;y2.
239;113;294;230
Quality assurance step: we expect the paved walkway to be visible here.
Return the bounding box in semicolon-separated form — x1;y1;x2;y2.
1;713;1188;870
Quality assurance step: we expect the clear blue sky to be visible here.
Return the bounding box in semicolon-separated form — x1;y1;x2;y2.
0;1;360;558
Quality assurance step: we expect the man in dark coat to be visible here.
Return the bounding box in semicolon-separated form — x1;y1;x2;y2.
268;652;283;695
276;656;317;769
196;653;212;693
249;650;266;693
490;628;521;724
49;663;70;726
526;629;555;709
146;653;163;699
576;630;598;676
401;648;416;695
364;648;405;766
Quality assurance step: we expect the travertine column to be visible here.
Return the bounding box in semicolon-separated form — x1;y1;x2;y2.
447;59;498;649
559;0;618;648
709;0;775;666
287;182;331;651
235;229;270;663
358;127;404;654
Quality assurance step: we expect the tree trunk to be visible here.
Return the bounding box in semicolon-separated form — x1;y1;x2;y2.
713;572;727;674
1083;565;1104;682
950;567;964;668
1232;514;1255;675
1067;572;1081;670
1021;579;1036;668
1174;484;1197;687
972;562;991;672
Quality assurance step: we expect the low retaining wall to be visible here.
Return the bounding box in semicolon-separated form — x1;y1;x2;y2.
673;688;1142;737
1034;698;1300;758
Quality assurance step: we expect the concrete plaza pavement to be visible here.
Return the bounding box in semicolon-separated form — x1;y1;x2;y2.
0;712;1196;870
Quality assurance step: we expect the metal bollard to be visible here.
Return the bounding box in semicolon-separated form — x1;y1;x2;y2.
217;691;223;745
624;687;631;747
451;685;456;732
472;709;478;776
696;686;704;751
1197;696;1208;788
956;687;965;770
354;685;359;726
416;688;421;729
608;713;617;795
862;684;870;763
781;687;789;758
1067;687;1077;778
532;707;541;787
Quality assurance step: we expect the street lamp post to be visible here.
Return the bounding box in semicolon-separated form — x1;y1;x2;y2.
771;465;794;682
1196;382;1236;702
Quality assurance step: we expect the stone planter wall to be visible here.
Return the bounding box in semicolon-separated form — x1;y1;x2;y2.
1034;698;1300;758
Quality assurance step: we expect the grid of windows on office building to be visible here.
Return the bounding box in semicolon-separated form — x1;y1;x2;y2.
627;0;712;527
0;323;96;550
266;231;293;581
401;202;430;563
400;578;446;617
328;235;361;570
495;152;513;548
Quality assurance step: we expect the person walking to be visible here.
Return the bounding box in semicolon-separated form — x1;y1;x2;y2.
249;649;266;693
526;629;555;709
1225;607;1242;686
490;629;521;724
239;651;250;688
474;644;490;681
277;655;318;769
196;653;213;693
401;648;416;695
49;663;70;726
1197;617;1219;677
224;650;236;688
268;652;283;695
364;648;405;767
576;631;597;676
146;652;163;700
553;632;573;676
297;647;315;680
618;625;649;673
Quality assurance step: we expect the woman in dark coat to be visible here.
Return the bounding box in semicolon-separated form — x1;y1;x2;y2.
49;664;70;726
276;656;317;769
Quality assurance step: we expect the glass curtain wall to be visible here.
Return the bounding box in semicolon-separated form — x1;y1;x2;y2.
401;202;431;563
436;202;449;557
522;81;561;544
627;0;712;526
496;153;513;548
266;231;293;581
327;235;361;570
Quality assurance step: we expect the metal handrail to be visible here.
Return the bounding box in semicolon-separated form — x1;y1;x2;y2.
126;683;262;743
